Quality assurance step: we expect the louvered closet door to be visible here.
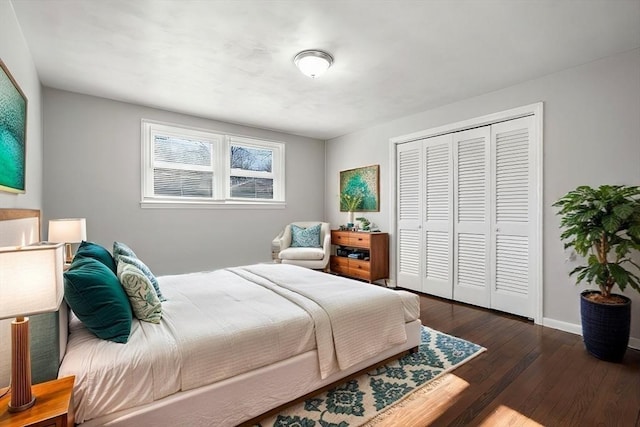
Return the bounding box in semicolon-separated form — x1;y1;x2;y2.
396;140;422;291
452;127;491;307
422;134;453;298
490;116;536;318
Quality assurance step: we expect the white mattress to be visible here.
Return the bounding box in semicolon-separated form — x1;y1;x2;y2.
59;264;420;424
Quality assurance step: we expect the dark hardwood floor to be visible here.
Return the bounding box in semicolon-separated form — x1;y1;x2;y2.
384;294;640;427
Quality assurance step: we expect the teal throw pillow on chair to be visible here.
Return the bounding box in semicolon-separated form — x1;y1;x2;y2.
291;224;322;248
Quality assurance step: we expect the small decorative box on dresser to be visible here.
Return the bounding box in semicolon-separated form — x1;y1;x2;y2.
330;230;389;283
0;376;75;427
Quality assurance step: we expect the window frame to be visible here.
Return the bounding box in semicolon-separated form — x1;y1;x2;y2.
141;120;286;209
226;135;284;202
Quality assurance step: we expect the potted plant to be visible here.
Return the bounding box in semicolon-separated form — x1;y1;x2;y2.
355;216;371;231
553;185;640;361
341;193;363;227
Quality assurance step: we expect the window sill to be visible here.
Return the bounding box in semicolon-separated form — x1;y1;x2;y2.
140;199;286;209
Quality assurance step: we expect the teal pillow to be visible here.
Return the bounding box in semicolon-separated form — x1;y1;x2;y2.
118;255;166;301
64;257;132;343
291;224;322;248
74;241;117;274
113;241;137;262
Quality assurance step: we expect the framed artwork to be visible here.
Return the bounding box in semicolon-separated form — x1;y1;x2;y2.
340;164;379;212
0;59;28;194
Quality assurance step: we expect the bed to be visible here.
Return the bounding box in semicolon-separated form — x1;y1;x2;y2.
0;209;421;426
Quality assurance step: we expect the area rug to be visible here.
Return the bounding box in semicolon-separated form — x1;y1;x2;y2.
256;326;486;427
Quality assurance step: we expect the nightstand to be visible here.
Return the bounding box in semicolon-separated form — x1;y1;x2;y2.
0;376;74;427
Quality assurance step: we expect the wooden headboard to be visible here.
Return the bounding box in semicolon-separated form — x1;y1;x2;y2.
0;208;67;387
0;208;40;221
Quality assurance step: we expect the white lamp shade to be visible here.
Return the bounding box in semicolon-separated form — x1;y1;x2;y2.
48;218;87;243
294;50;333;79
0;244;65;319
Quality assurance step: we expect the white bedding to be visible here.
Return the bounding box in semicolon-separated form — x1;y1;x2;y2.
229;264;408;378
59;264;420;424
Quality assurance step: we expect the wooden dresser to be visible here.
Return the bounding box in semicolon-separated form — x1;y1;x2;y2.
330;230;389;283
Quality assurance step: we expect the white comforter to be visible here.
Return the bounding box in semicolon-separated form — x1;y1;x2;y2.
231;264;408;378
59;264;415;424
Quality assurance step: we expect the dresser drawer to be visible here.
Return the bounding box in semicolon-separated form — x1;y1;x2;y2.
349;258;370;272
348;233;371;248
330;256;349;274
348;259;371;281
348;267;371;281
331;231;351;246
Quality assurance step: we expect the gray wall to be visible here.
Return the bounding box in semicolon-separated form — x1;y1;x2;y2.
0;0;45;388
0;0;42;210
325;48;640;343
43;88;325;275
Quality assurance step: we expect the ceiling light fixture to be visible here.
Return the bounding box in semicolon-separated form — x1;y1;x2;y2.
294;49;334;79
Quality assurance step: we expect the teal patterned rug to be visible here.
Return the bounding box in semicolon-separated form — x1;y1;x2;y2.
257;326;486;427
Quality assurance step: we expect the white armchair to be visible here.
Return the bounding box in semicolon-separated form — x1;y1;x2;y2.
273;222;331;270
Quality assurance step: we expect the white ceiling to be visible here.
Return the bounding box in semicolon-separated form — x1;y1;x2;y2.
10;0;640;140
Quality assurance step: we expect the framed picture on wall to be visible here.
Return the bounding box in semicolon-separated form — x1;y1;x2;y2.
0;59;28;194
340;164;380;212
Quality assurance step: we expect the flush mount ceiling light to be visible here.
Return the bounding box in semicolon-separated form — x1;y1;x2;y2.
294;49;334;79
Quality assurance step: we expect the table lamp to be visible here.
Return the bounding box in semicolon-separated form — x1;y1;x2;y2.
48;218;86;264
0;244;64;412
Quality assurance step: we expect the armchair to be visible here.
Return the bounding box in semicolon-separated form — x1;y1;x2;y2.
273;222;331;270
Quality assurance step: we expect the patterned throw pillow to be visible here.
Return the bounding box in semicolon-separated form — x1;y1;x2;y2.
117;262;162;324
291;224;322;248
118;255;166;301
113;241;137;262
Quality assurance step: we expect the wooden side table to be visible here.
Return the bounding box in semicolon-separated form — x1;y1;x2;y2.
330;230;389;282
0;376;74;427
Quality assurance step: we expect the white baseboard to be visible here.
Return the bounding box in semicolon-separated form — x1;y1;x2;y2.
543;317;639;350
542;317;582;336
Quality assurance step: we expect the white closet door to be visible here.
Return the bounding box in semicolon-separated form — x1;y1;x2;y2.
423;134;453;298
452;127;491;307
396;140;422;291
490;116;536;318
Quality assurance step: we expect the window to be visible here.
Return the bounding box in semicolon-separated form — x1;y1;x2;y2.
141;120;285;208
229;137;276;199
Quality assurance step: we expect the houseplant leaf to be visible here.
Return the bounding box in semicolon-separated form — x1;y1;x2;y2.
554;184;640;299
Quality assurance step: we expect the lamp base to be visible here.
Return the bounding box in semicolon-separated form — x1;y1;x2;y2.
8;317;35;412
64;243;74;264
8;396;35;413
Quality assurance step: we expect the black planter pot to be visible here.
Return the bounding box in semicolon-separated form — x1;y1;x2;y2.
580;290;631;362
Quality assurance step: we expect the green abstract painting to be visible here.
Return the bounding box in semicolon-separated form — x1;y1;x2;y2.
340;165;379;212
0;60;27;193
